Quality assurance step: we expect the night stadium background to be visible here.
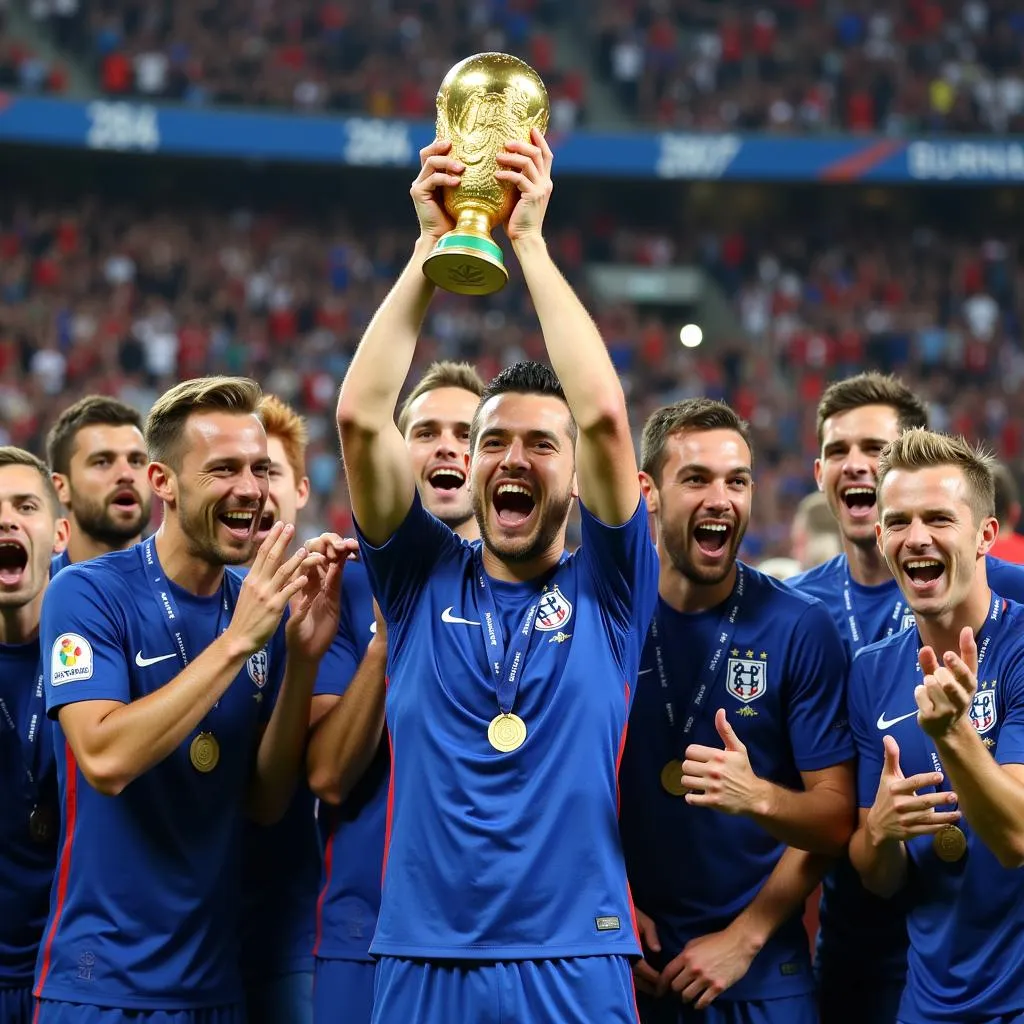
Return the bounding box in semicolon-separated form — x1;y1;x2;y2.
3;0;1024;561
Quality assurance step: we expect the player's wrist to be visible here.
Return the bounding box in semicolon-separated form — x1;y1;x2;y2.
932;714;975;749
726;914;769;957
746;776;775;819
219;627;260;665
510;232;548;260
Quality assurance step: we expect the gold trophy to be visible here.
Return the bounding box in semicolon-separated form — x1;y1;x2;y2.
422;52;549;297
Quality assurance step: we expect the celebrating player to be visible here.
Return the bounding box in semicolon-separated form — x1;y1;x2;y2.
46;397;151;571
34;377;351;1023
848;429;1024;1022
336;133;658;1022
789;372;1024;1022
239;395;319;1024
307;359;483;1024
0;449;67;1024
619;399;854;1024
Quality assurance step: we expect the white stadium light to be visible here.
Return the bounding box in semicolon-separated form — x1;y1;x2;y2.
679;323;703;348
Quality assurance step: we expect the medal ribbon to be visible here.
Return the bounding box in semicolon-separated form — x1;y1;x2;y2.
138;536;230;669
651;562;747;745
473;552;563;716
0;659;45;801
843;562;905;654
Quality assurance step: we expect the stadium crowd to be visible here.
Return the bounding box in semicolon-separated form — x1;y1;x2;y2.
1;186;1021;560
6;0;1024;133
4;132;1024;1024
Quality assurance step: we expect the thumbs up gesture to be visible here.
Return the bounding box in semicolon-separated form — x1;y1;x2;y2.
865;735;962;845
681;709;767;816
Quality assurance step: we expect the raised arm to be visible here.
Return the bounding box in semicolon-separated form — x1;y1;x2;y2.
497;129;640;527
336;140;462;544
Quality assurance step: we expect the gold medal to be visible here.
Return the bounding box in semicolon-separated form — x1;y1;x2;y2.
487;713;527;752
660;760;686;797
933;824;967;863
190;732;220;773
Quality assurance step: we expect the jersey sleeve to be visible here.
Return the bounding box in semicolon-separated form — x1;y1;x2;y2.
847;651;884;808
355;491;459;623
987;559;1024;604
784;599;855;772
41;566;131;713
994;648;1024;766
576;496;659;674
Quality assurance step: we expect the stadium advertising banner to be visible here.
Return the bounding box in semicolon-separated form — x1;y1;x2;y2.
4;95;1024;184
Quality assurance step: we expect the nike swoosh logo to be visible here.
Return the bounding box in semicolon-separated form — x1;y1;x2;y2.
441;607;481;626
637;668;654;675
876;710;918;730
135;651;176;668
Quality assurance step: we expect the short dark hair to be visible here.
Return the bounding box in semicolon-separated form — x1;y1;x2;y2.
397;361;485;436
992;461;1020;528
145;377;263;468
470;361;578;451
46;396;144;477
816;373;928;447
0;446;61;515
640;398;753;485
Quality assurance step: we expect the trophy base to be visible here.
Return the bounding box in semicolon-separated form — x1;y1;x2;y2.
423;233;508;296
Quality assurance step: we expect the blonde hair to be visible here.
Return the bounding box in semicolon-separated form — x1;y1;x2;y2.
878;428;995;523
397;361;485;436
145;377;263;468
258;394;308;483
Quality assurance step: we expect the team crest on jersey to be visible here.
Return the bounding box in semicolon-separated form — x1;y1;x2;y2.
247;648;269;689
900;610;916;632
50;633;94;686
726;650;767;704
535;586;573;632
970;685;997;734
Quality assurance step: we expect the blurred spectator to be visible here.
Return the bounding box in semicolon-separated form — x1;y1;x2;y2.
991;460;1024;563
22;0;585;124
790;490;842;571
1;170;1023;559
590;0;1024;134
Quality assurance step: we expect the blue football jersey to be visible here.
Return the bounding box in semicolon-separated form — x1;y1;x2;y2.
986;555;1024;603
49;551;71;577
357;493;659;959
236;572;320;983
34;546;285;1010
239;789;320;982
620;567;853;1000
312;559;388;962
789;552;1024;986
0;642;57;987
848;596;1024;1022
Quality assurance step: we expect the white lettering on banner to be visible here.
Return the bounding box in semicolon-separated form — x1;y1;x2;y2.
344;118;413;166
907;141;1024;181
656;134;741;179
86;102;160;152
